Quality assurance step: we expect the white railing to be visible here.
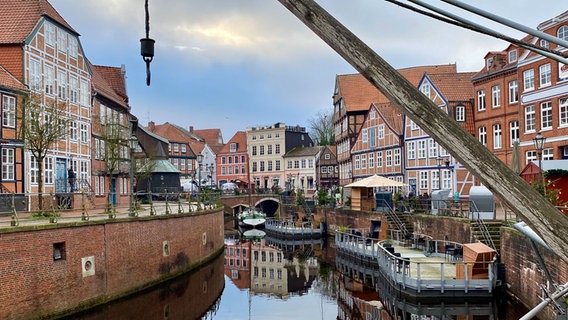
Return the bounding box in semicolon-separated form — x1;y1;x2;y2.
335;231;498;294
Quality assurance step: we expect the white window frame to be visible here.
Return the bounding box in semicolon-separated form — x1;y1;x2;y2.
541;101;553;130
2;95;16;128
417;140;427;159
407;141;416;160
80;123;88;144
477;90;486;111
526;150;537;165
509;80;518;104
455;105;465;122
386;150;392;167
560;98;568;128
57;70;67;100
44;22;55;46
479;126;487;146
394;148;401;166
493;124;502;150
377;151;383;168
44;65;54;95
419;171;429;190
428;139;438;158
539;63;551;87
44;157;54;185
509;121;519;146
525;105;536;132
524;69;535;91
491;85;501;108
2;148;14;180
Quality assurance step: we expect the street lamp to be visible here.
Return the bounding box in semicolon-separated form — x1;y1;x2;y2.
128;135;138;216
196;154;204;190
533;131;546;193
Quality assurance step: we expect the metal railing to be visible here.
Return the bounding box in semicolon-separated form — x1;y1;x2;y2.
335;231;498;295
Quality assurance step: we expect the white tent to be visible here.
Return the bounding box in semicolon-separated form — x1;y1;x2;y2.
345;174;406;188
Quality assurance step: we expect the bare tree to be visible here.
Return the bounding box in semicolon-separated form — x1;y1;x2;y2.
308;109;334;146
95;112;130;213
19;93;70;213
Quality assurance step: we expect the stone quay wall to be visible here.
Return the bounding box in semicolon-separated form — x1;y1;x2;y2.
0;210;224;320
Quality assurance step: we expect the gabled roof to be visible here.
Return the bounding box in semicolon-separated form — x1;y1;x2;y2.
373;102;403;135
149;122;204;155
193;128;223;146
0;65;26;91
283;146;323;158
428;72;476;102
0;0;77;44
335;64;458;112
219;131;247;154
91;63;128;109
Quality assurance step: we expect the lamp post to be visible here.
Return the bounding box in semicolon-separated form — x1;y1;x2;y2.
196;154;203;190
128;135;138;216
533;131;546;194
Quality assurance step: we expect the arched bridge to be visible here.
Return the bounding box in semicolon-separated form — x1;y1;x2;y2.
221;194;281;218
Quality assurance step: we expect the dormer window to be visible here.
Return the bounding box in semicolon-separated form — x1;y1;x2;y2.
455;105;465;122
540;39;549;49
230;143;237;152
558;25;568;42
486;57;493;70
508;50;517;63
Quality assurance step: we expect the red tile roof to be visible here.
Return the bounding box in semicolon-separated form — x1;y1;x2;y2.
336;64;458;112
0;65;26;91
0;0;77;44
91;64;128;109
219;131;247;154
374;102;403;135
193;128;223;146
149;122;205;155
428;72;476;102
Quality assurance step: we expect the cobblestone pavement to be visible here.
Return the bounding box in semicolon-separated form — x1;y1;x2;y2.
0;201;220;229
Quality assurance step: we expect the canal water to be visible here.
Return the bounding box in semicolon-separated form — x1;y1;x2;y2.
64;234;533;320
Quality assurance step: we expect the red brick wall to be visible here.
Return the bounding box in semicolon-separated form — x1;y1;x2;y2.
0;210;224;320
501;229;568;320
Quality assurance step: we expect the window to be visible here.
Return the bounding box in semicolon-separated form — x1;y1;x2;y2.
252;162;257;172
541;101;552;130
80;79;89;106
486;57;493;70
407;141;415;160
321;166;327;174
420;83;431;98
173;143;179;152
477;90;486;111
419;171;429;190
558;26;568;43
361;154;366;169
524;69;535;91
508;49;517;63
362;128;368;143
394;148;401;166
509;80;518;103
44;157;54;184
431;170;440;190
560;98;568;127
30;156;39;184
294;160;299;169
29;59;42;91
368;152;374;168
180;159;185;170
526;150;537;165
493;124;502;149
275;144;280;154
510;121;519;146
45;22;55;46
539;63;551;87
57;29;67;52
259;145;264;155
378;124;385;139
275;161;280;171
301;159;306;169
181;144;186;153
2;95;16;128
354;155;360;170
230;143;237;152
428;139;438;158
377;151;383;168
2;148;14;180
491;85;501;108
57;70;67;100
287;160;292;169
80;123;88;144
525;105;536;132
543;148;554;161
417;140;426;159
479;126;487;146
44;65;54;95
410;119;419;130
267;145;272;154
452;105;465;122
252;146;257;156
69;76;78;103
541;39;549;49
68;37;78;58
385;150;392;167
368;127;376;148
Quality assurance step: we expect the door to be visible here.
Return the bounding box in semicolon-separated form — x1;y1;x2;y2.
55;158;67;193
110;177;117;205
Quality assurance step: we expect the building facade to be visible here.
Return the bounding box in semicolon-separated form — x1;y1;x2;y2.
217;131;248;188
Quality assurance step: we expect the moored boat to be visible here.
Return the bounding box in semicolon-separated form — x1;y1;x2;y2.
238;209;266;228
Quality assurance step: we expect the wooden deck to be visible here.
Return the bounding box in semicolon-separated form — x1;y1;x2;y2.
335;232;499;298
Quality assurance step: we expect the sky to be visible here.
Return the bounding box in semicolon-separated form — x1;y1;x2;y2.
50;0;568;140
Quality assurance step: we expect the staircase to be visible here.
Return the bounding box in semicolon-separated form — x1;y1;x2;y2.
471;220;502;253
381;200;414;237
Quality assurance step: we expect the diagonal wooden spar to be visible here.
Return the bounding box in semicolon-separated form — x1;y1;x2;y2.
276;0;568;263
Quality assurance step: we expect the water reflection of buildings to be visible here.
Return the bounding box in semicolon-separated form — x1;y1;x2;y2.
223;236;321;299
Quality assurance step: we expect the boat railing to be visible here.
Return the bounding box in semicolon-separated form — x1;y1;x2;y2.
265;219;322;235
335;231;498;294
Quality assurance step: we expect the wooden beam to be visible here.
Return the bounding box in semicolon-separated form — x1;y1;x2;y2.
277;0;568;262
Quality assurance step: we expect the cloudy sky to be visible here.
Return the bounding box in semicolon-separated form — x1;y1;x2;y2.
50;0;567;140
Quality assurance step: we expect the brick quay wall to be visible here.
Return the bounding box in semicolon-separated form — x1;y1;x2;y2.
280;206;566;319
0;210;224;320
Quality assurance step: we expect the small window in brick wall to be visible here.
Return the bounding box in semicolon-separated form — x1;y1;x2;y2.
53;242;66;261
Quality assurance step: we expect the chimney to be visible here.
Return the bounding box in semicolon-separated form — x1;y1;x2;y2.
189;126;194;133
148;121;155;132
